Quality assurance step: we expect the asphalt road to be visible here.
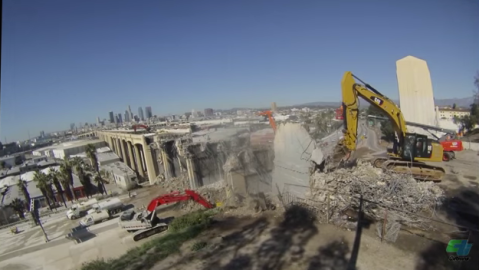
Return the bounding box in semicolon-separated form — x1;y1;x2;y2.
0;218;119;262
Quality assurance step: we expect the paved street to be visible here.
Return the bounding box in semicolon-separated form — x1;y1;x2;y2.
0;213;120;262
0;222;138;270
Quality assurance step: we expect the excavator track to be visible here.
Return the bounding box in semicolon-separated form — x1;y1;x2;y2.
372;157;445;182
132;224;168;242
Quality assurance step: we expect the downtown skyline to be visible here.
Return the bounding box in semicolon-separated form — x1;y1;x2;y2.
1;0;477;141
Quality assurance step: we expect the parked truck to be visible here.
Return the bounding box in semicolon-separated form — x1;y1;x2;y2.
87;197;123;215
66;199;98;220
80;210;111;227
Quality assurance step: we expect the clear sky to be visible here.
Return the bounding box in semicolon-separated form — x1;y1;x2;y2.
1;0;478;141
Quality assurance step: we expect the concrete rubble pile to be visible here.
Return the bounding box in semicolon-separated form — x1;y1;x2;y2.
307;159;445;229
180;180;228;211
156;175;190;192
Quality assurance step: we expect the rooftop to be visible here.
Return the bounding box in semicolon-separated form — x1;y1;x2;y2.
53;139;105;150
191;127;250;144
97;152;121;163
1;166;84;205
102;161;135;176
438;108;470;112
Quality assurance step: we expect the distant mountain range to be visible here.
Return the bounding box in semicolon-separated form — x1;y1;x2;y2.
295;97;473;109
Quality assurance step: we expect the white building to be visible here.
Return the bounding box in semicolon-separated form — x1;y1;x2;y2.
101;162;138;191
437;107;470;120
32;145;56;157
51;139;106;160
0;156;16;168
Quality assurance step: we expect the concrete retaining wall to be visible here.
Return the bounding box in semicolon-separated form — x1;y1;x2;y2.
462;141;479;151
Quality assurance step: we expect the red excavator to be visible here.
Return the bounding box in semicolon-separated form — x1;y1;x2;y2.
118;190;213;241
258;111;277;133
132;124;151;133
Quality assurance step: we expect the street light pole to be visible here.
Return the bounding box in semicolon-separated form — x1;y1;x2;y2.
30;199;49;242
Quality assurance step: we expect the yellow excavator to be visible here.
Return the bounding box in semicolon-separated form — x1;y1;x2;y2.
335;71;446;181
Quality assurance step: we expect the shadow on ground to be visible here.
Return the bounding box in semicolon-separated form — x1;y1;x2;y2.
415;187;479;270
307;239;352;270
166;204;355;270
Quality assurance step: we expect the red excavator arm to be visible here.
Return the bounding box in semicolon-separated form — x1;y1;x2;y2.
133;124;151;133
146;189;214;213
258;111;277;132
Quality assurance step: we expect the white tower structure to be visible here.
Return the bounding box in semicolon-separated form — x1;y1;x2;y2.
396;56;438;136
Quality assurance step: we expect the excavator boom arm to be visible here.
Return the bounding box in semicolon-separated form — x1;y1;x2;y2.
341;71;408;151
258;111;277;132
146;189;214;214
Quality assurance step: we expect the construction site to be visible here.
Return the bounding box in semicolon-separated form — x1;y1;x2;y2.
0;68;478;270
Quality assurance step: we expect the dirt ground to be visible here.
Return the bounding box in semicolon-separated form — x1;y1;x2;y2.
148;207;477;270
144;150;477;270
107;147;478;270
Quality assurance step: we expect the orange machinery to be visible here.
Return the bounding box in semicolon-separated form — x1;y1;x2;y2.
258;111;277;132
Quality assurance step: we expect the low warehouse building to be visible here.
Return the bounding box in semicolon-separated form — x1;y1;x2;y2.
101;162;138;191
52;139;106;160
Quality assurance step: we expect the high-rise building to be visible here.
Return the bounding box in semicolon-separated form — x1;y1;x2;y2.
271;102;278;112
124;110;130;122
117;113;123;123
145;106;153;119
109;111;115;123
204;108;214;117
396;56;437;135
128;105;133;120
138;107;145;121
97;117;101;125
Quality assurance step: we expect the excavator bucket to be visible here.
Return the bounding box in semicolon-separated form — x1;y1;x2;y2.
324;140;354;171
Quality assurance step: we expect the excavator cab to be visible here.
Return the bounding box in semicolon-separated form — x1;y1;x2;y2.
401;133;437;161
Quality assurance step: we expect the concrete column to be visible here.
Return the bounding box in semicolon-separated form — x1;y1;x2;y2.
120;139;127;163
113;138;119;156
134;144;145;178
110;137;116;153
143;143;158;185
186;155;198;189
122;141;131;168
127;142;136;171
161;147;173;180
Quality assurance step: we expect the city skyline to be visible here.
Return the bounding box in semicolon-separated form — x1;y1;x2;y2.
1;0;478;141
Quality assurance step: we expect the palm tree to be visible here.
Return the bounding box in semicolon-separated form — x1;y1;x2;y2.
71;157;84;167
73;160;92;198
1;186;10;222
86;144;107;194
49;169;67;208
1;186;10;206
59;174;74;202
17;179;38;225
60;159;78;200
86;144;99;172
33;171;54;210
8;198;26;219
93;175;106;195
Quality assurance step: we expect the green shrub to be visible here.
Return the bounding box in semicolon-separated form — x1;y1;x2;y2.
80;210;214;270
168;210;212;232
81;259;111;270
191;241;207;251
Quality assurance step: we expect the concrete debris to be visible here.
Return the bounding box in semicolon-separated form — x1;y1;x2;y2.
180;180;228;212
157;175;190;193
222;149;259;175
307;159;445;229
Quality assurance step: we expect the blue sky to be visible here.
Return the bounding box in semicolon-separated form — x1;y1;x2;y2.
1;0;478;141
